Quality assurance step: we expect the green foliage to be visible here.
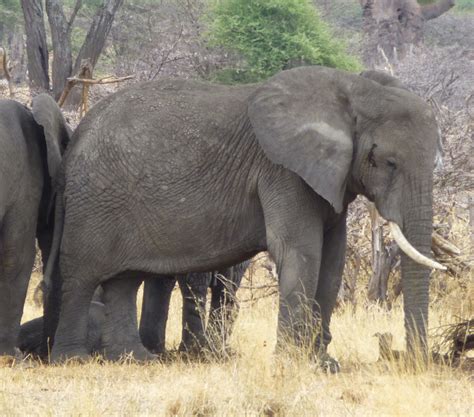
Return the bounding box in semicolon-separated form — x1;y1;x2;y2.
206;0;361;83
0;0;22;31
418;0;474;11
454;0;474;11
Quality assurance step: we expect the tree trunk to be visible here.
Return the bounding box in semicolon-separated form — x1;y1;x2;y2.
367;203;400;304
7;30;27;84
73;0;124;72
20;0;49;93
45;0;73;100
64;0;124;108
360;0;455;64
421;0;456;20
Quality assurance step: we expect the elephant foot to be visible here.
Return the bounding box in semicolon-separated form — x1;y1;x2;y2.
103;344;157;363
0;348;24;366
316;352;340;374
50;347;91;365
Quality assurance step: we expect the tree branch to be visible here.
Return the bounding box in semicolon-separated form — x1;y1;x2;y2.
67;0;83;33
421;0;455;21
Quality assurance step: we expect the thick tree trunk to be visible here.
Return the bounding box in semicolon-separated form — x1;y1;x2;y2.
20;0;49;93
45;0;73;100
421;0;456;20
360;0;455;64
7;30;27;84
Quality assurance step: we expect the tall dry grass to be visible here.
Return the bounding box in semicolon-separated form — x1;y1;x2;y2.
1;258;471;417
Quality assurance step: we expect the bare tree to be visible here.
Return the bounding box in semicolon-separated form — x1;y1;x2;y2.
45;0;74;99
21;0;124;100
20;0;49;92
360;0;455;63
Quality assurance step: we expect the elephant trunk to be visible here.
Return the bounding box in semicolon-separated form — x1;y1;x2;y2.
400;182;434;359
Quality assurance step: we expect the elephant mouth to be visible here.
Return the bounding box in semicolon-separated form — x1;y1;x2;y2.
388;221;445;270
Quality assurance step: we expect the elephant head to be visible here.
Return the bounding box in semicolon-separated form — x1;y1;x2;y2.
248;66;442;355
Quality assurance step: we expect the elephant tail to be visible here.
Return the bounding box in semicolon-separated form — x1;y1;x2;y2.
40;191;65;356
41;191;65;297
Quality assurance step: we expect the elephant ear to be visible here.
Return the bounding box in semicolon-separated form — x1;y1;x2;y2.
248;67;354;213
31;94;71;180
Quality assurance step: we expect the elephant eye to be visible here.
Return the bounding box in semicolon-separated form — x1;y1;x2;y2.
368;144;377;167
386;158;397;169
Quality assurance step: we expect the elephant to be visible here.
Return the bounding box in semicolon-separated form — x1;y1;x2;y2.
45;66;444;369
0;95;69;357
140;261;250;356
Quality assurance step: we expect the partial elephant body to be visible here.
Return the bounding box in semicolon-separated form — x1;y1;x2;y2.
140;261;250;355
0;97;69;357
49;67;439;365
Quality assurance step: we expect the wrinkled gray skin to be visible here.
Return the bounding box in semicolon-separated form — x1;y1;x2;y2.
0;95;69;357
47;66;439;366
140;261;249;355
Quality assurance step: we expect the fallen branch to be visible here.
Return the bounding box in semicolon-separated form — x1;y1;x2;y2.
65;75;135;85
58;58;134;117
432;231;461;256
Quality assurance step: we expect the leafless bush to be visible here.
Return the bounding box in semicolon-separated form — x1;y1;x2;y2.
111;0;232;82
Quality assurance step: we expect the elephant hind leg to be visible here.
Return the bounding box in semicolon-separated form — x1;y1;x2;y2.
207;269;241;352
50;273;98;363
101;274;155;362
139;275;176;354
0;212;36;356
178;272;211;354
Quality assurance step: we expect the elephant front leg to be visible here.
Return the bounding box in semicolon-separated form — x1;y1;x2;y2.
313;213;347;373
260;175;325;355
139;276;176;354
101;275;155;362
274;244;323;351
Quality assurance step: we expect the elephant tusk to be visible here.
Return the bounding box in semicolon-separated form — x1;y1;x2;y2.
389;222;447;271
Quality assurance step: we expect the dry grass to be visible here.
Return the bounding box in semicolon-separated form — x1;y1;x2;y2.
0;264;471;417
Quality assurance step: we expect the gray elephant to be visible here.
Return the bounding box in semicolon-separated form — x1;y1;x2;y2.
140;261;250;355
0;95;69;357
45;66;443;368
